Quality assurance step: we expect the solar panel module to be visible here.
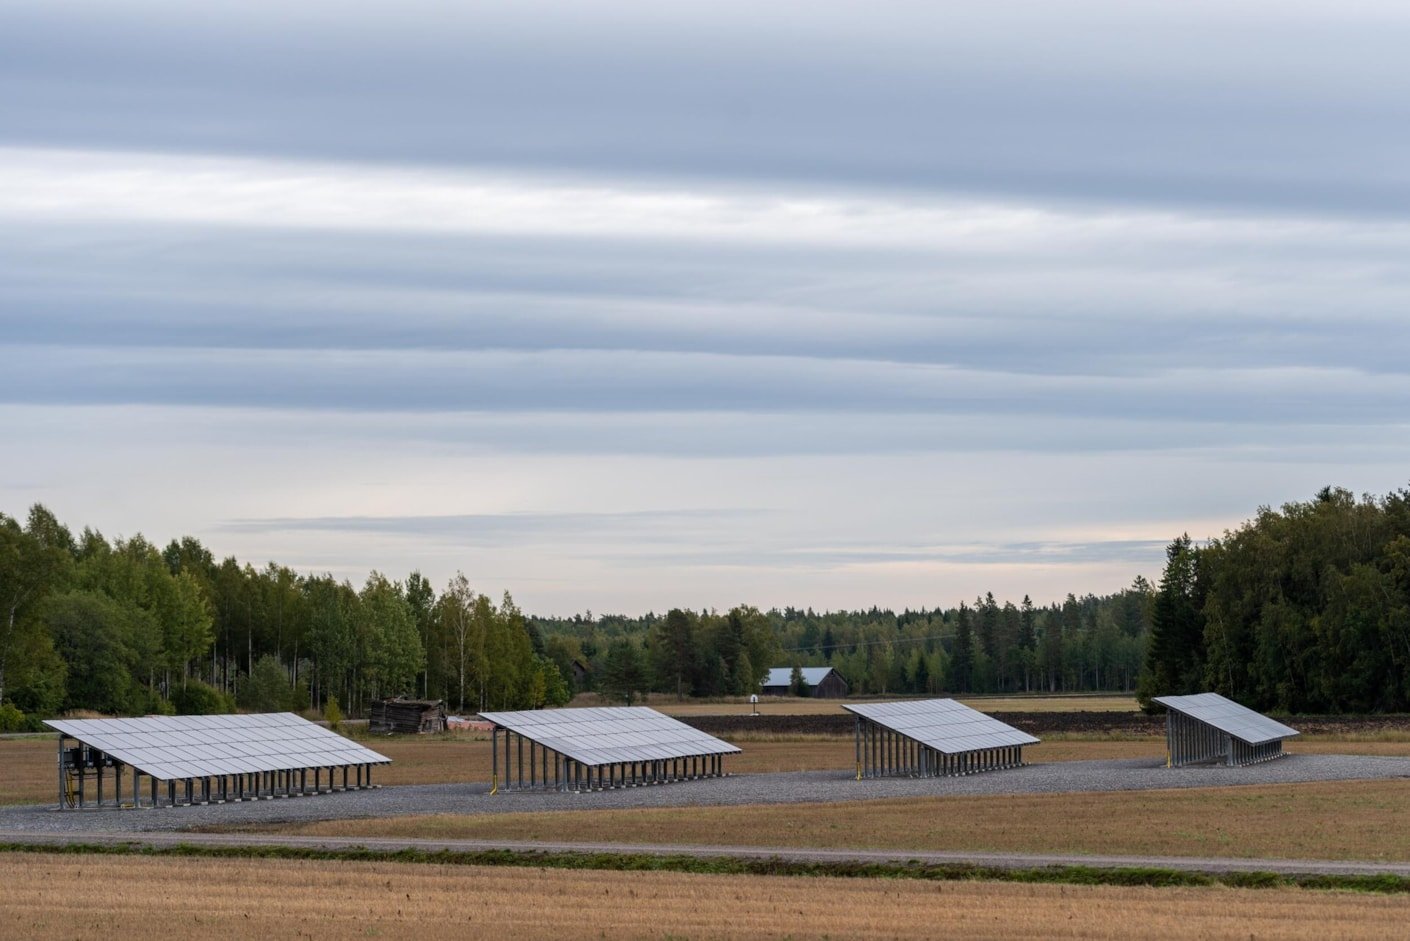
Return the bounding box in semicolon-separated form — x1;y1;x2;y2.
843;698;1040;779
480;706;740;792
45;713;390;809
1154;693;1299;767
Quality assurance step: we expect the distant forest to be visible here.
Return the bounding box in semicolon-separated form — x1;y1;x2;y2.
3;484;1409;726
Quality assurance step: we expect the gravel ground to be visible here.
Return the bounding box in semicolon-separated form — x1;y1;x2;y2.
3;753;1408;835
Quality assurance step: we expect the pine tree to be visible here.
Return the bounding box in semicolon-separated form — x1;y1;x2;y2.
789;663;810;697
979;592;999;660
1041;605;1064;692
1136;535;1205;710
599;639;649;705
948;603;974;692
650;608;697;698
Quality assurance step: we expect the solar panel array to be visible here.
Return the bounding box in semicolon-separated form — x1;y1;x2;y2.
1154;693;1299;745
44;713;390;781
843;699;1040;754
480;706;741;767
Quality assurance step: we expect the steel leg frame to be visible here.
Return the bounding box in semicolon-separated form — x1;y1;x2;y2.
854;718;1028;780
1166;711;1287;768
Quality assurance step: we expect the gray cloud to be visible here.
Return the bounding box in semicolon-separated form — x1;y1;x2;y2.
3;2;1410;216
594;539;1174;570
224;508;765;546
3;216;1410;390
3;341;1408;429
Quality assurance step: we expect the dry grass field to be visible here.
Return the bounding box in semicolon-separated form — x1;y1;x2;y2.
287;779;1410;861
4;852;1408;941
5;731;1410;806
0;738;55;807
654;694;1140;716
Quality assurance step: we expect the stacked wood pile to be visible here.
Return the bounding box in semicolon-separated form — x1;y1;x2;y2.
369;698;447;734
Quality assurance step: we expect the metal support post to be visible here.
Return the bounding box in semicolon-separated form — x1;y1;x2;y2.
56;734;65;810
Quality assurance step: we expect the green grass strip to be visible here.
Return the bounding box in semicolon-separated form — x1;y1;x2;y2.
1;840;1406;894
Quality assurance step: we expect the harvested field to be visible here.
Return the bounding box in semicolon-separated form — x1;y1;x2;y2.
0;739;55;807
4;852;1408;941
960;695;1140;712
655;694;1140;716
285;779;1410;862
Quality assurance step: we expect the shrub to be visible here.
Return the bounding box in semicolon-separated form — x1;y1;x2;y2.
238;655;294;712
142;691;176;716
324;695;343;731
171;680;236;716
0;702;28;732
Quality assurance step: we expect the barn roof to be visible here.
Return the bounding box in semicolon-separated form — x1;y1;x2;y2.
761;666;837;687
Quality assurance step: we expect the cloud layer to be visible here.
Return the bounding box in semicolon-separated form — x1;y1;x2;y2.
3;2;1409;612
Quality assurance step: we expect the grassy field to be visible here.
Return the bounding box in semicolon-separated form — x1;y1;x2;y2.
4;851;1408;940
7;731;1410;807
282;778;1410;862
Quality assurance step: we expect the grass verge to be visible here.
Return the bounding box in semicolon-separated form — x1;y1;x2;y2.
1;840;1406;894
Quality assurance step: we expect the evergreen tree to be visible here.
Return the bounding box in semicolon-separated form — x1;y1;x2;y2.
1018;595;1037;692
948;602;974;692
979;592;999;660
650;608;697;698
1137;535;1205;709
789;663;810;696
1041;604;1064;692
599;639;649;705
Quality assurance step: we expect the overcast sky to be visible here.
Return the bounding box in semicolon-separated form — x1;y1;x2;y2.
4;1;1409;614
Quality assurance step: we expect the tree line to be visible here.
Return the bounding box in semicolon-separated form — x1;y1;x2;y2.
534;586;1153;702
1139;486;1410;713
0;506;568;729
9;484;1406;726
1;504;1156;726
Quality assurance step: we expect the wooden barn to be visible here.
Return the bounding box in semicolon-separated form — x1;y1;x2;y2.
760;666;850;698
369;698;448;734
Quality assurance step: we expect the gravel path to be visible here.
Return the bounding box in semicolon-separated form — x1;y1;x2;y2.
3;754;1408;835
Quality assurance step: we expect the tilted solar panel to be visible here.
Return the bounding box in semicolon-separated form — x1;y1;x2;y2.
480;706;740;767
44;712;390;781
842;698;1039;754
1153;693;1299;745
